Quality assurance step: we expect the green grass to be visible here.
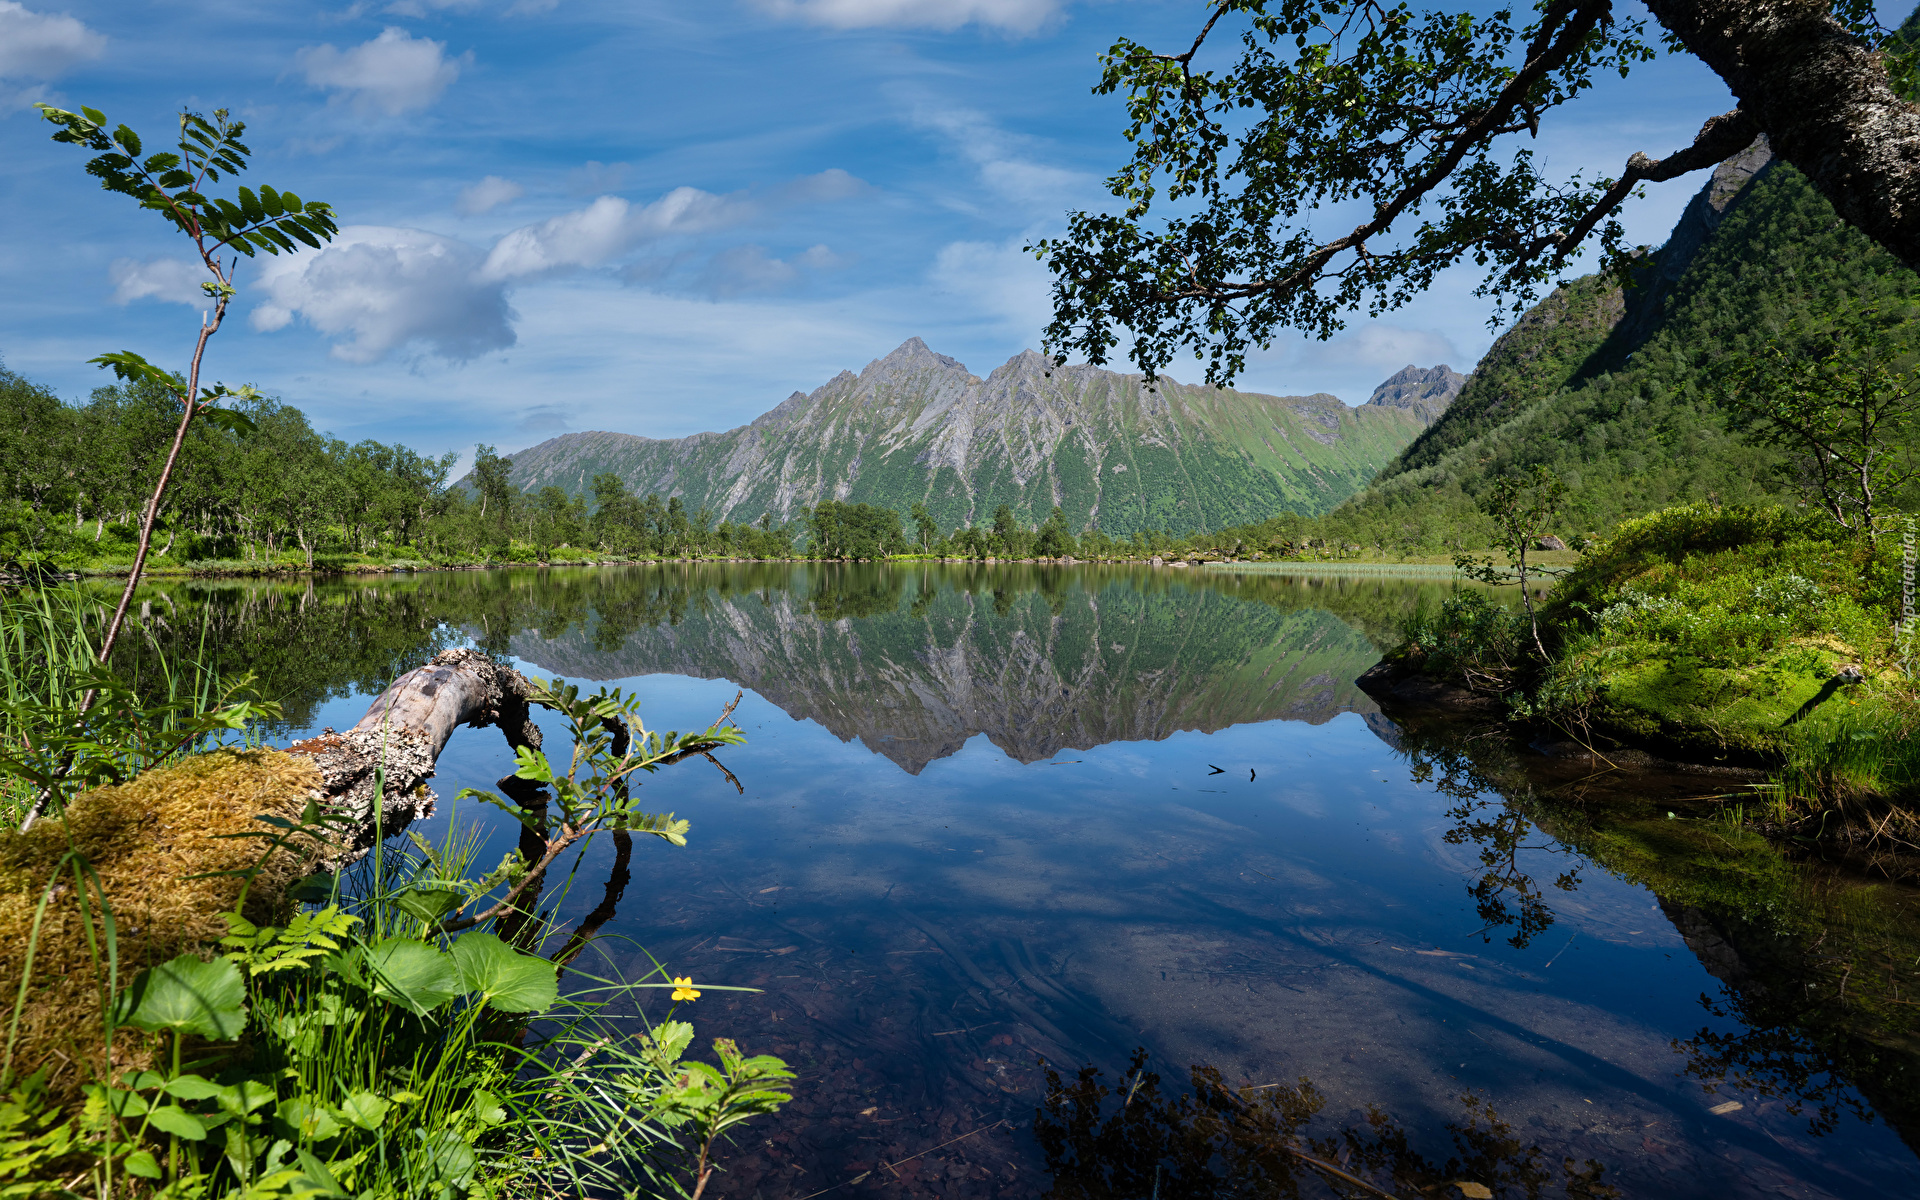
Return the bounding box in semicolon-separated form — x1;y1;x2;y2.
1531;503;1919;813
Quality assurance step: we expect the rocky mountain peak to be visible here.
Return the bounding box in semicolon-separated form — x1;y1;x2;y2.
862;337;970;383
1364;364;1466;424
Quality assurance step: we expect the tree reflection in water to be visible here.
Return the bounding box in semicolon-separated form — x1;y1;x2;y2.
1409;742;1584;950
1380;704;1920;1158
1674;985;1877;1139
1034;1050;1617;1200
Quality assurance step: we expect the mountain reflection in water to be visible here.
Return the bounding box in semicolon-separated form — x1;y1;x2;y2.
100;564;1920;1199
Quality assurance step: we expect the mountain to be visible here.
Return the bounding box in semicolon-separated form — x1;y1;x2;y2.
1318;138;1920;546
491;343;1435;534
1363;364;1466;424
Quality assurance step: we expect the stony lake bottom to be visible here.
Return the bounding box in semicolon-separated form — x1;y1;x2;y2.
108;563;1920;1199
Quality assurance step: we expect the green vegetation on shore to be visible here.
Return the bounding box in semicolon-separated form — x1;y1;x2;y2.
1384;502;1920;828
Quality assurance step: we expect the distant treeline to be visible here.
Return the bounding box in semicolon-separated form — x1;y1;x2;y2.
0;362;1573;573
0;367;1287;569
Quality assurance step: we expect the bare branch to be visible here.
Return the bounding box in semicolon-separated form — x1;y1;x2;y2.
1546;108;1761;266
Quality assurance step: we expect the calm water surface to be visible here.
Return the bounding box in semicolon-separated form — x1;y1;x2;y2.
118;565;1920;1198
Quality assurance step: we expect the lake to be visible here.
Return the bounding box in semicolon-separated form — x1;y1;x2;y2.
111;563;1920;1198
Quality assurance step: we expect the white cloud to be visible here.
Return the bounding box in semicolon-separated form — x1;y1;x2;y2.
242;170;866;364
297;28;464;116
480;171;866;282
797;244;849;270
754;0;1063;34
456;175;523;216
108;257;212;309
1294;325;1460;375
251;226;514;363
929;236;1052;343
696;243;849;296
384;0;479;15
567;160;629;196
913;106;1088;211
0;2;104;80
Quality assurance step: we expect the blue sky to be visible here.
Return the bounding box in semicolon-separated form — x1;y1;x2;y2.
0;1;1777;470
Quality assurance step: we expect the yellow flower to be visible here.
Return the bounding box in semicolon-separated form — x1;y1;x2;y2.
671;976;701;1002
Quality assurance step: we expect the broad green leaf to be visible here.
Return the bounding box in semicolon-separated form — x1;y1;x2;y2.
114;955;246;1041
217;1078;276;1116
468;1089;505;1126
148;1105;208;1141
393;881;465;923
640;1020;695;1069
339;1091;389;1131
363;938;458;1015
413;1129;475;1183
295;1148;343;1194
259;184;285;217
278;1098;341;1142
163;1074;222;1101
86;1085;147;1119
123;1150;162;1179
287;872;335;903
450;932;558;1013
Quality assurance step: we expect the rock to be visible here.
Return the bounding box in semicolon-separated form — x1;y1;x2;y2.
1150;555;1164;567
1355;660;1503;713
1536;535;1568;551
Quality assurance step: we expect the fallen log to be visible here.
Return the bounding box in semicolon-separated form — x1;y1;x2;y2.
286;647;543;851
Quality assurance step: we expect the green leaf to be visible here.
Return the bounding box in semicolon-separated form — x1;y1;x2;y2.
148;1105;208;1141
468;1089;506;1126
236;185;264;222
162;1074;222;1101
363;938;459;1015
640;1020;694;1069
286;872;335;903
278;1098;341;1142
114;955;246;1041
339;1091;389;1132
196;406;256;438
86;1085;147;1119
259;183;286;217
281;190;302;211
112;124;142;156
413;1129;475;1183
451;932;559;1013
393;881;465;923
123;1150;162;1179
217;1078;277;1116
80;106;105;126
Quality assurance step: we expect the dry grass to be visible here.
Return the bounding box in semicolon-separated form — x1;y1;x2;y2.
0;748;322;1099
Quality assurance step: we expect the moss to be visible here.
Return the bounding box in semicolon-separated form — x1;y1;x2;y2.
0;749;320;1099
1526;504;1915;802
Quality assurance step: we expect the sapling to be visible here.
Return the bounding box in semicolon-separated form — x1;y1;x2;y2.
24;104;338;829
1454;465;1567;659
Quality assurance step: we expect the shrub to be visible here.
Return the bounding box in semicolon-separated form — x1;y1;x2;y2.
1396;591;1530;689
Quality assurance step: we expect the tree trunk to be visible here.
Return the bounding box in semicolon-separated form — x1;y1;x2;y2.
285;648;543;855
1649;0;1920;270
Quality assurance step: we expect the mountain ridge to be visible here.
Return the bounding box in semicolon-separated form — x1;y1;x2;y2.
488;342;1444;535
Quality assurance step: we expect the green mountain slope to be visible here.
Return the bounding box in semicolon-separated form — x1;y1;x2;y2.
1321;139;1920;547
497;341;1426;534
